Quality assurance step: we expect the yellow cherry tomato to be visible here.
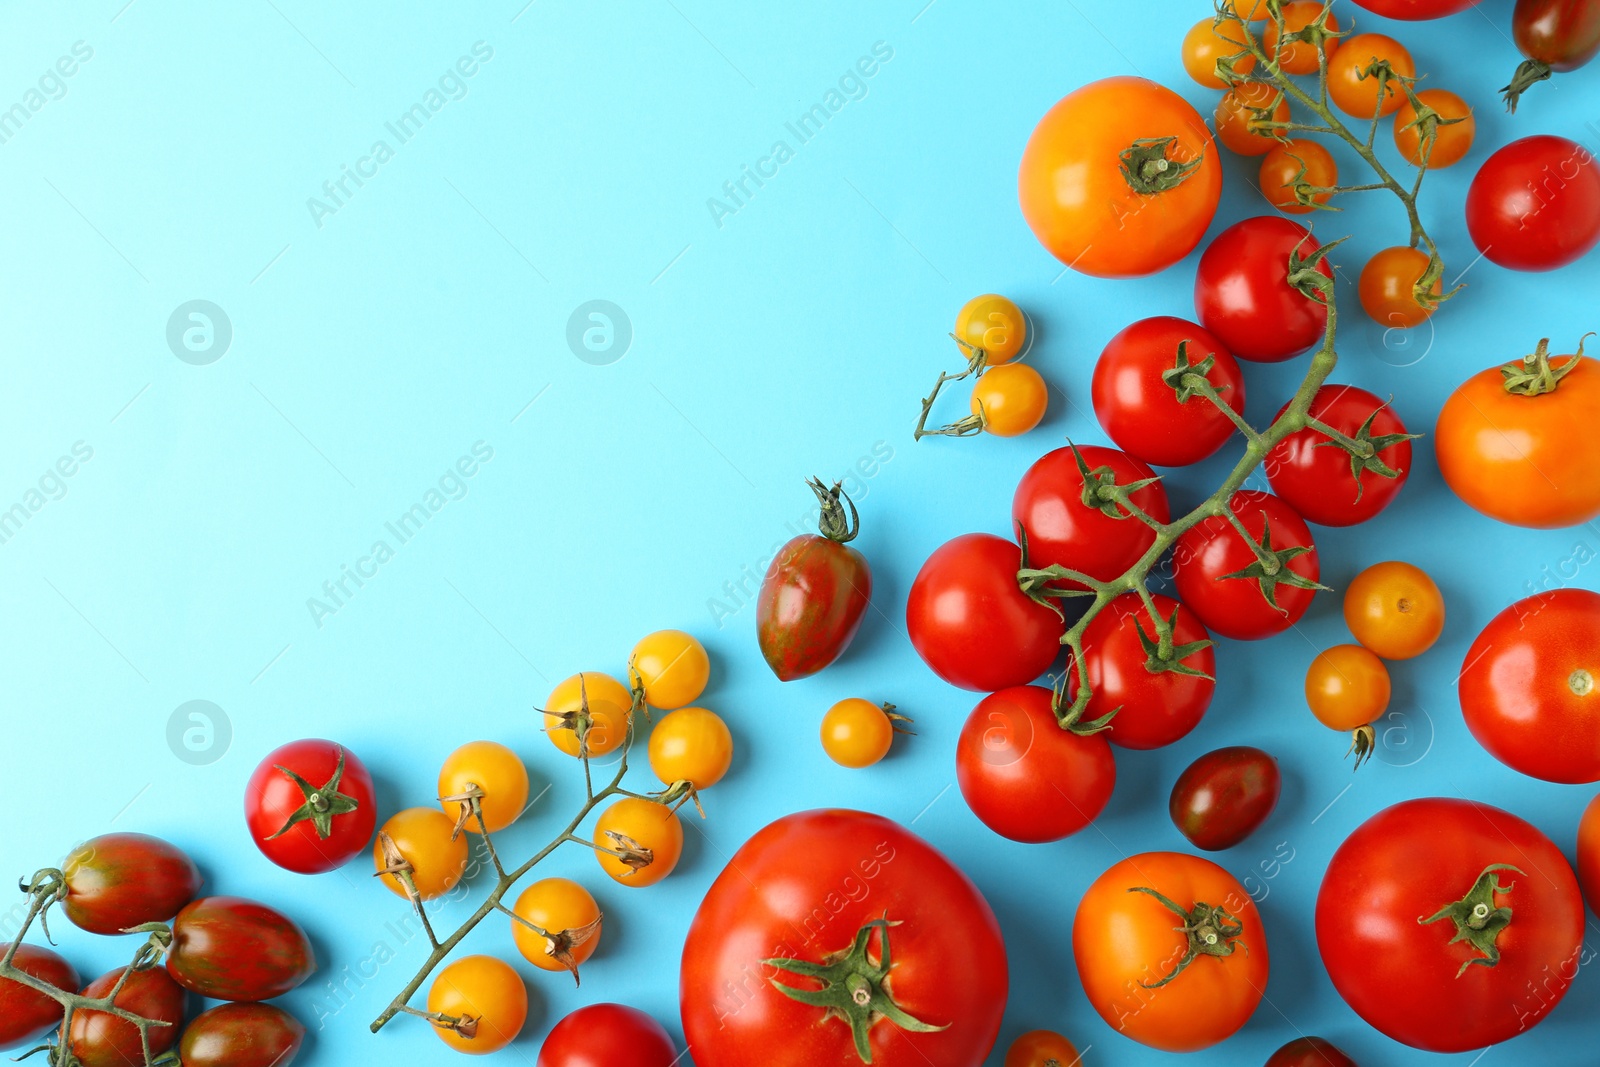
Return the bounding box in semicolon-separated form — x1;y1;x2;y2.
1343;561;1445;660
1306;644;1392;731
1181;17;1255;89
439;741;530;835
1328;34;1414;119
510;877;602;977
593;798;683;888
426;955;528;1055
955;294;1027;364
1259;140;1337;214
1263;1;1340;76
821;698;903;768
1006;1029;1083;1067
630;629;711;710
374;807;469;901
1214;81;1289;156
971;364;1048;437
544;672;632;758
648;706;733;790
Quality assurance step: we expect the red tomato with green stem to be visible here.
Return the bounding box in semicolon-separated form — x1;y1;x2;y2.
1012;445;1170;586
1173;491;1324;640
245;740;376;875
1504;0;1600;110
1194;217;1332;362
60;833;200;935
178;1003;306;1067
1091;317;1247;468
0;942;77;1049
757;478;872;681
1466;136;1600;271
538;1003;677;1067
66;966;187;1067
166;897;316;1002
1070;592;1214;749
680;809;1007;1067
1265;385;1417;527
1169;746;1280;851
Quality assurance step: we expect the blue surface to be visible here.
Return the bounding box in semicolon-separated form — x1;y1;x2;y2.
4;0;1600;1063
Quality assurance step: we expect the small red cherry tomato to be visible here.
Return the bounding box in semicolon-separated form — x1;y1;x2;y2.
1072;592;1215;750
245;739;377;875
1265;384;1415;527
1169;746;1281;851
1194;216;1331;363
1012;445;1170;585
537;1003;678;1067
1173;490;1322;640
1091;317;1247;468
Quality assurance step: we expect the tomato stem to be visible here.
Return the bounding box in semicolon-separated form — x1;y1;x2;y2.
1502;59;1552;113
914;341;987;441
1418;864;1524;977
1501;336;1588;396
1127;886;1246;988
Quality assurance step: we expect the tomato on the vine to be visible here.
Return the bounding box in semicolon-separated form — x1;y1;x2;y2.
648;705;733;789
61;833;200;935
1173;490;1322;640
1393;89;1474;168
970;363;1048;436
821;698;904;768
511;877;602;978
1091;316;1246;467
1013;445;1170;585
954;294;1028;364
178;1003;306;1067
629;628;710;710
1071;592;1215;749
757;479;872;681
1213;82;1288;156
1194;216;1331;362
1343;560;1444;659
167;896;315;1003
1328;34;1415;118
1005;1030;1082;1067
439;740;530;835
1264;1;1340;73
375;807;469;901
426;955;528;1055
540;1004;677;1067
66;966;187;1067
1169;746;1280;851
0;942;76;1049
1259;140;1336;214
544;672;633;758
1265;384;1415;526
246;740;376;874
1181;17;1253;88
1467;136;1600;271
1358;246;1440;330
593;798;682;887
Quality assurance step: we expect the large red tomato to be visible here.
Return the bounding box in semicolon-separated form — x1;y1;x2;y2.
1071;593;1214;749
1091;317;1247;468
1317;798;1583;1052
1172;491;1321;640
680;809;1007;1066
1012;446;1170;586
1266;384;1415;526
245;739;376;874
1467;136;1600;271
1460;589;1600;783
906;533;1063;691
1194;216;1332;362
0;943;77;1049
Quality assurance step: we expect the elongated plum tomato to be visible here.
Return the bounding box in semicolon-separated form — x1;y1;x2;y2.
1435;340;1600;527
544;671;632;758
1266;1037;1357;1067
1019;76;1221;278
178;1003;306;1067
1091;316;1246;467
956;686;1116;843
1012;445;1170;585
1074;852;1267;1051
1460;589;1600;783
167;896;316;1002
439;740;530;835
245;739;376;874
1317;797;1582;1051
1505;0;1600;110
427;955;528;1055
681;809;1008;1067
1194;217;1330;362
540;1004;677;1067
1266;384;1415;526
757;478;871;681
1072;592;1215;749
66;966;187;1067
0;942;77;1049
1169;746;1280;851
61;832;200;935
1172;490;1321;640
1467;136;1600;271
906;533;1063;691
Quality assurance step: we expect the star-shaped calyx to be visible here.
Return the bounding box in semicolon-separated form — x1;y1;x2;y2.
269;746;362;840
1219;513;1329;612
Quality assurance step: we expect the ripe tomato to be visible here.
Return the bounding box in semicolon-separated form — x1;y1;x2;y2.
757;479;872;681
1393;89;1474;168
1172;490;1321;640
1578;792;1600;915
906;533;1064;691
1073;852;1267;1051
61;833;200;935
1467;136;1600;271
1013;445;1170;585
1505;0;1600;110
1194;217;1331;362
1168;746;1280;851
820;698;904;768
1352;0;1481;16
1435;340;1600;526
245;740;376;875
970;363;1047;437
67;967;187;1067
375;807;469;901
1328;34;1415;118
1265;384;1415;526
1305;645;1391;767
593;798;682;887
1317;797;1583;1051
1264;1;1340;73
511;877;602;979
426;955;528;1055
1358;246;1440;329
681;809;1007;1066
540;1003;676;1067
1091;316;1247;467
954;294;1028;364
1343;560;1444;659
1259;140;1336;214
1005;1030;1081;1067
0;942;76;1049
439;740;530;835
1213;81;1288;156
1072;592;1214;749
1181;18;1253;88
629;629;710;710
1460;589;1600;782
1019;76;1222;278
1266;1037;1356;1067
178;1003;306;1067
955;686;1116;843
544;672;632;758
167;896;315;1002
648;705;733;789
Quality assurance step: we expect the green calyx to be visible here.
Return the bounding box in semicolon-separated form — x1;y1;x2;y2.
1418;863;1524;977
268;746;362;841
1309;404;1422;502
808;477;862;544
1163;341;1228;405
1118;137;1204;195
1049;670;1118;737
766;918;947;1064
1134;602;1213;680
1501;59;1552;113
1129;886;1245;989
1501;336;1588;397
1070;442;1162;521
1287;236;1344;304
1219;511;1329;610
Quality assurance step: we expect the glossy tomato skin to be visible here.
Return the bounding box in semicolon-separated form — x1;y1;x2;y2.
0;943;77;1049
1195;217;1331;362
1169;746;1280;851
757;534;871;681
178;1003;306;1067
245;739;376;874
1317;798;1582;1052
1020;76;1221;278
1467;136;1600;271
539;1003;676;1067
1351;0;1480;16
1173;491;1321;640
166;896;315;1002
67;966;187;1067
1091;317;1247;467
61;833;200;935
906;533;1063;691
1012;446;1171;584
956;686;1116;842
1514;0;1600;72
1266;385;1413;526
681;809;1007;1067
1578;793;1600;916
1266;1036;1357;1067
1074;593;1214;749
1460;589;1600;782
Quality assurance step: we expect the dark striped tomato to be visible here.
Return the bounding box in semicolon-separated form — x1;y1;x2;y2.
166;897;315;1002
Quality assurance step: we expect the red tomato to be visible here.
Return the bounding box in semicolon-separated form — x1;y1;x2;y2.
1173;491;1321;640
1168;746;1281;851
757;479;872;680
955;686;1116;842
680;809;1007;1066
1351;0;1480;16
538;1003;677;1067
1467;136;1600;271
1266;1037;1357;1067
1012;445;1170;585
1578;791;1600;915
166;896;316;1002
1071;592;1214;749
1460;589;1600;783
0;942;77;1049
906;533;1064;691
61;833;200;935
1194;216;1331;362
1506;0;1600;109
66;966;187;1067
178;1003;307;1067
244;739;376;875
1265;385;1415;526
1091;317;1247;467
1317;797;1583;1051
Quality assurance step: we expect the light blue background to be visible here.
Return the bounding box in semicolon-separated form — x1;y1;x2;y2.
3;0;1599;1064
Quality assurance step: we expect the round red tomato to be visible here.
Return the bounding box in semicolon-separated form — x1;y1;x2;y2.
0;942;77;1049
1266;384;1415;526
1467;136;1600;271
1194;217;1332;362
906;533;1063;691
758;479;873;681
167;896;316;1002
1091;317;1247;467
1317;797;1583;1052
681;809;1007;1067
245;739;376;875
60;833;200;935
538;1003;676;1067
1460;589;1600;783
1172;491;1321;640
66;966;187;1067
1351;0;1480;16
1071;592;1214;749
955;685;1116;842
1012;445;1170;586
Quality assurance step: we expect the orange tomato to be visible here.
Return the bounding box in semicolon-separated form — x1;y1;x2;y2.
820;698;899;768
1231;0;1273;18
1005;1030;1082;1067
593;798;683;888
1214;82;1288;156
1393;88;1474;168
374;807;469;901
1328;34;1415;118
1181;17;1256;88
1259;140;1337;213
544;672;632;758
1305;644;1391;731
1343;561;1445;660
954;294;1028;364
425;955;528;1054
971;364;1048;437
1263;1;1340;75
510;877;602;977
438;741;530;835
1358;246;1440;329
629;629;710;710
648;705;733;790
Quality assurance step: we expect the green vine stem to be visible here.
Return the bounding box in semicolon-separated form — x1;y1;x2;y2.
914;337;988;440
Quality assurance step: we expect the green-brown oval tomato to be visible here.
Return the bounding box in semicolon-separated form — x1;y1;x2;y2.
66;966;187;1067
1169;746;1281;851
0;942;77;1049
179;1003;306;1067
166;896;315;1002
61;833;200;935
757;479;872;681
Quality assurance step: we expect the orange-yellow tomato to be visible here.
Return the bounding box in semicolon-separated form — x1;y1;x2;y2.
1358;246;1440;330
426;955;528;1055
629;629;710;710
544;672;632;758
1263;1;1340;75
1343;561;1445;660
1231;0;1273;18
1328;34;1414;118
1259;140;1337;214
648;706;733;790
510;877;602;975
1005;1030;1082;1067
971;364;1048;437
820;698;897;768
593;798;683;888
1393;88;1474;168
954;294;1028;364
1305;644;1391;731
1181;17;1256;88
374;807;469;901
1214;81;1288;156
439;741;530;835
